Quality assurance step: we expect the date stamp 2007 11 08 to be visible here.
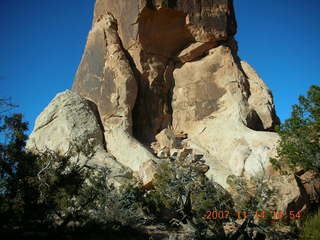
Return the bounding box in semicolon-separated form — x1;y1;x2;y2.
204;210;302;221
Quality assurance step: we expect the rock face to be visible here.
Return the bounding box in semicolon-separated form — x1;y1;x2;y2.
171;44;280;186
72;14;137;133
72;0;278;186
74;0;239;143
27;90;132;183
241;61;280;130
30;1;284;198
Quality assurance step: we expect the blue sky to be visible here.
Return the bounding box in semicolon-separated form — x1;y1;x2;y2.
1;0;319;135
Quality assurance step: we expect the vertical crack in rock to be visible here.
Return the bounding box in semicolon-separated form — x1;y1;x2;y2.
131;6;194;143
132;55;176;144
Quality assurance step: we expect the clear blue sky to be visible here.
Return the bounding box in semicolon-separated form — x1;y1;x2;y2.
1;0;319;135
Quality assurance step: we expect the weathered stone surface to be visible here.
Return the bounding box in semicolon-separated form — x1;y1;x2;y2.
70;0;282;192
170;45;280;187
300;171;320;203
269;171;320;217
89;0;237;143
177;42;217;63
155;128;178;150
172;46;244;132
26;90;131;181
73;13;137;133
27;1;314;225
241;61;280;130
274;174;309;216
93;0;237;51
104;127;157;172
177;148;193;162
73;12;159;176
195;163;210;173
157;147;170;158
139;160;157;188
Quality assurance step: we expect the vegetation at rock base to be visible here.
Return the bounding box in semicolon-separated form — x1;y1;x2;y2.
271;85;320;174
143;159;234;239
0;100;146;239
3;93;319;240
227;173;281;239
227;173;278;222
269;85;320;239
299;208;320;240
0;101;236;239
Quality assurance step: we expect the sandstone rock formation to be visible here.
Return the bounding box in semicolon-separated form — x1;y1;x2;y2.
26;90;132;183
29;0;286;203
300;171;320;204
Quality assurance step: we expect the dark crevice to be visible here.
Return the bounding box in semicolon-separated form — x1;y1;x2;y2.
121;46;157;144
168;0;178;8
118;43;148;141
199;0;202;21
245;110;265;132
129;6;194;144
164;61;175;118
146;0;156;10
130;54;176;144
86;99;107;150
121;2;241;143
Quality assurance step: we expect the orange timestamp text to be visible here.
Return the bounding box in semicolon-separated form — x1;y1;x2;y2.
203;210;302;221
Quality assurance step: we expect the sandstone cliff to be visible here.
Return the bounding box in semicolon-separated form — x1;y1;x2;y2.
27;1;319;224
27;0;292;195
68;0;280;186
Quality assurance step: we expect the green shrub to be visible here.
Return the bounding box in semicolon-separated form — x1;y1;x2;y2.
226;173;280;239
299;209;320;240
0;111;145;233
85;174;145;226
271;85;320;174
143;159;233;238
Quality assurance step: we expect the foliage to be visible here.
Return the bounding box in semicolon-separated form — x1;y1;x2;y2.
227;172;279;239
144;159;233;238
271;85;320;174
0;98;18;118
0;113;92;230
299;209;320;240
83;173;145;226
227;173;278;218
0;109;144;235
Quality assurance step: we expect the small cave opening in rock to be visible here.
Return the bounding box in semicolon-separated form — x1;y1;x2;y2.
246;110;265;131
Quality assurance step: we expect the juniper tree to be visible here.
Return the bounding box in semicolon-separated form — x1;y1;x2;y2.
271;85;320;174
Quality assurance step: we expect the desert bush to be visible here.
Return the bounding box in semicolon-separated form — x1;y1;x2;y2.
227;173;278;220
227;173;280;239
0;110;145;234
83;171;145;226
143;159;233;238
299;209;320;240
